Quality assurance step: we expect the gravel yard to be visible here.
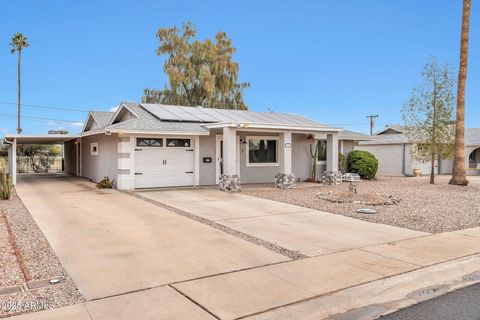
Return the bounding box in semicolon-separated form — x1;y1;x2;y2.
243;175;480;234
0;191;84;317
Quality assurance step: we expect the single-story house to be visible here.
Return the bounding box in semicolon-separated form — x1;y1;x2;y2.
356;125;480;176
3;102;370;190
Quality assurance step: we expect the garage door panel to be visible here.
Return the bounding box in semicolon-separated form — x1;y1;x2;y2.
134;142;195;188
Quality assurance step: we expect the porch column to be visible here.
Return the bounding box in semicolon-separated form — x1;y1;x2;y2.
275;131;296;189
219;126;240;191
326;133;339;172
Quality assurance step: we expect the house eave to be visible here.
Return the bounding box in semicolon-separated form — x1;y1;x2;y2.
203;122;342;132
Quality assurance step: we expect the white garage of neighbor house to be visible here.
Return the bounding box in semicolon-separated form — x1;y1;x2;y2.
356;125;480;176
4;102;370;190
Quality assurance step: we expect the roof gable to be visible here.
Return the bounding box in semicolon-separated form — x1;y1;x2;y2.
82;114;100;132
109;103;139;126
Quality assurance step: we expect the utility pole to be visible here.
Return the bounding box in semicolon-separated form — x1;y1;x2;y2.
366;114;379;135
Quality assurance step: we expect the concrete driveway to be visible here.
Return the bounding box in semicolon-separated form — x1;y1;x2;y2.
15;175;287;301
137;188;427;257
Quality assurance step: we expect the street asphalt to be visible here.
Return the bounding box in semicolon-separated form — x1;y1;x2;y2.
380;283;480;320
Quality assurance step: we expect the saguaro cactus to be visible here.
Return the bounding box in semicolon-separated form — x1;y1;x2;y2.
0;158;13;200
309;142;318;181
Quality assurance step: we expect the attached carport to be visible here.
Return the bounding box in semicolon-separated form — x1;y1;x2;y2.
3;134;80;185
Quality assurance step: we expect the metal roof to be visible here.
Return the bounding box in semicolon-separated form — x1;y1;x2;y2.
4;134;80;144
141;103;331;128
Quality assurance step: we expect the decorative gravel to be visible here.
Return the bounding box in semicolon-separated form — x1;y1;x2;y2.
0;191;84;317
243;176;480;234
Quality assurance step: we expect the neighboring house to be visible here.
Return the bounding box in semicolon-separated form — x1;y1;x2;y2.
4;102;370;190
356;125;480;176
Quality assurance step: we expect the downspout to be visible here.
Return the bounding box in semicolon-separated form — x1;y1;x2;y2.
402;143;407;176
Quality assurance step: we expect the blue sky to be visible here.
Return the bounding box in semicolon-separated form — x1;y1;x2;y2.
1;0;478;135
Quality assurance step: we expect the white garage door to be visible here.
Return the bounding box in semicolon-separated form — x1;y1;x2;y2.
134;137;194;188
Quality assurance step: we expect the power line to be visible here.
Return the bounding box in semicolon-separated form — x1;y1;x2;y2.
0;101;95;113
0;113;82;124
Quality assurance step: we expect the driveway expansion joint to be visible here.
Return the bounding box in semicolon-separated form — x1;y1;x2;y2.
126;191;308;260
169;285;221;320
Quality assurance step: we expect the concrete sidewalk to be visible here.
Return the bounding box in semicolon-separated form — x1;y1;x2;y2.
12;228;480;320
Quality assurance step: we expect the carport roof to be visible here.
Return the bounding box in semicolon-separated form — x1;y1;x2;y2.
3;134;80;144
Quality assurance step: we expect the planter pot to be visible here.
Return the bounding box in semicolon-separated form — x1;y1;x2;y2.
413;169;422;177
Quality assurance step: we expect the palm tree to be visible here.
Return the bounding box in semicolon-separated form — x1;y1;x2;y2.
449;0;471;186
9;33;30;134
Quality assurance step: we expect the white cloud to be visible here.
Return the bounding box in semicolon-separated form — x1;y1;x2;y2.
70;122;84;129
109;105;119;112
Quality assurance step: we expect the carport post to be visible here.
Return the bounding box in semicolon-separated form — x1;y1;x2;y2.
6;138;17;185
326;133;339;172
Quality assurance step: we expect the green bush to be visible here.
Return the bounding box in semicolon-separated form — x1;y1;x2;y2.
96;177;114;189
347;150;378;179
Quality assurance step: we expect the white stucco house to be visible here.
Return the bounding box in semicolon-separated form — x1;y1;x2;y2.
356;125;480;176
3;102;370;190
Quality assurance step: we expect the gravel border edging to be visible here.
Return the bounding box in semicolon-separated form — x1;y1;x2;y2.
125;191;307;260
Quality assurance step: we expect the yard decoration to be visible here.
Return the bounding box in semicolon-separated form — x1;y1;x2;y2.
96;177;114;189
0;158;13;200
347;150;378;180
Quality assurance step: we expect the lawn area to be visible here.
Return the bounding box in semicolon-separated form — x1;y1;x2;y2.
0;191;83;317
243;175;480;234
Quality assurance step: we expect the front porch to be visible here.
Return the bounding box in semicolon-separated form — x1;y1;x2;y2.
210;124;341;191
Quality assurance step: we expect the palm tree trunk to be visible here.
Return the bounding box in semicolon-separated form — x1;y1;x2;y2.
449;0;470;186
17;49;22;134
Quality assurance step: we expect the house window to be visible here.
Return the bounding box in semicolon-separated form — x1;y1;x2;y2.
317;140;327;162
166;138;191;147
136;138;163;147
90;142;98;156
247;137;278;166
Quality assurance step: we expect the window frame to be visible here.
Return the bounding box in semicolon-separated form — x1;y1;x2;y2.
166;138;191;148
136;138;163;147
246;136;280;167
316;140;327;165
90;142;98;156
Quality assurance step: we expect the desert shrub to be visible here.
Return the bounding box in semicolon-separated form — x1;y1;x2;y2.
347;150;378;179
96;177;114;189
0;158;12;200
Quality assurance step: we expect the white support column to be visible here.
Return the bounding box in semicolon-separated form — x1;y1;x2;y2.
7;139;17;186
326;133;339;172
219;126;240;191
223;126;237;176
275;131;296;189
282;131;292;174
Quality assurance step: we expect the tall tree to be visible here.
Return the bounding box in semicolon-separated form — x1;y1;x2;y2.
402;58;456;184
10;33;30;134
450;0;471;186
143;22;250;110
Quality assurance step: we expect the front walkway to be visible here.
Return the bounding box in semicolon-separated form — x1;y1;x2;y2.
136;188;426;256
